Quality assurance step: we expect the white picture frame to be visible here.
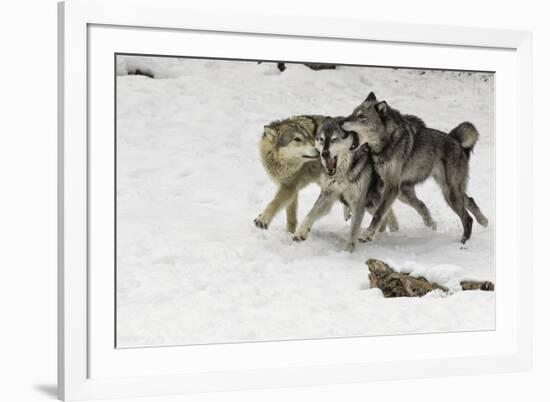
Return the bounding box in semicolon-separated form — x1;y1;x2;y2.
58;0;533;400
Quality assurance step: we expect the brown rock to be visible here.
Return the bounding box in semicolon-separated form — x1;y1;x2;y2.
366;259;494;298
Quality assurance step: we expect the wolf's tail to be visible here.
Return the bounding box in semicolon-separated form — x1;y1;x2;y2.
449;122;479;157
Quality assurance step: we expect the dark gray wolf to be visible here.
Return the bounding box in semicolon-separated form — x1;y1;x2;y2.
341;92;488;244
291;117;399;252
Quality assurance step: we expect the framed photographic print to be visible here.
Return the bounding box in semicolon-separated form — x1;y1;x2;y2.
58;0;533;400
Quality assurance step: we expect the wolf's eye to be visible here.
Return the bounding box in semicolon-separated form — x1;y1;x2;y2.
331;138;339;143
356;113;366;119
294;137;303;142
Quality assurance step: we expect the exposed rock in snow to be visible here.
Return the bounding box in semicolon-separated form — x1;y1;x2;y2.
367;258;494;298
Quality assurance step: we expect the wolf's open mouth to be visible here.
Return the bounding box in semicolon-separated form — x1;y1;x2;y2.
340;126;358;138
324;156;337;176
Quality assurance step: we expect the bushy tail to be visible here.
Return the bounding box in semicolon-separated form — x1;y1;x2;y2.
449;122;479;157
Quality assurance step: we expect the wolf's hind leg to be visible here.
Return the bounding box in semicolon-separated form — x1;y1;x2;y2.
398;185;437;230
360;183;400;242
285;195;298;233
443;187;473;244
436;163;475;243
464;194;488;227
366;206;398;232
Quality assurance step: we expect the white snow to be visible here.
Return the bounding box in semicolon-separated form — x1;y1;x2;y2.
116;56;495;348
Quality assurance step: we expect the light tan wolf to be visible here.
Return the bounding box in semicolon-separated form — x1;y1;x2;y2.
254;115;400;234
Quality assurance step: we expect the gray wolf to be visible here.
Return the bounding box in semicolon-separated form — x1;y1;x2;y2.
254;115;399;235
291;117;400;252
254;115;324;233
341;92;488;244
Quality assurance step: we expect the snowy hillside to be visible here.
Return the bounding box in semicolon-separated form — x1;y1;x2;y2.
116;56;495;347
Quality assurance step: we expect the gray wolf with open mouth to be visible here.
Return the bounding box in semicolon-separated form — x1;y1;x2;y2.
255;115;399;235
291;116;400;252
341;92;488;245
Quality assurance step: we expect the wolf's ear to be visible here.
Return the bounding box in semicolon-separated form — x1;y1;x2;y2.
375;101;388;118
263;126;277;139
365;92;377;103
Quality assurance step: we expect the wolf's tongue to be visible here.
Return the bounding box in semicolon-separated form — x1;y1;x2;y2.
325;157;336;173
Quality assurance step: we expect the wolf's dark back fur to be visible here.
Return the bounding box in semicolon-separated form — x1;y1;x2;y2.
376;105;475;189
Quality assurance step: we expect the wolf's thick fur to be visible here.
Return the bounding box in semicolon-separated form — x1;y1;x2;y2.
341;92;488;244
254;115;324;233
291;117;399;252
255;115;400;234
449;122;479;155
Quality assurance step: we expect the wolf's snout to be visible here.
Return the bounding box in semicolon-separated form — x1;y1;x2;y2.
321;150;330;159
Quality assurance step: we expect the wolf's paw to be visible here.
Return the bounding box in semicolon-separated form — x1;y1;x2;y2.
422;219;437;231
292;226;310;242
254;213;271;230
343;206;352;222
358;228;377;243
478;217;489;227
344;242;356;252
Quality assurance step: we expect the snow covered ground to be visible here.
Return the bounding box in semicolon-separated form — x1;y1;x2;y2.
116;56;495;348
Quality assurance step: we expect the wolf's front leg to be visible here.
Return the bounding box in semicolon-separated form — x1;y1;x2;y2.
366;205;398;232
346;195;367;252
254;185;296;230
285;194;298;233
359;183;399;242
384;207;400;232
292;191;336;242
